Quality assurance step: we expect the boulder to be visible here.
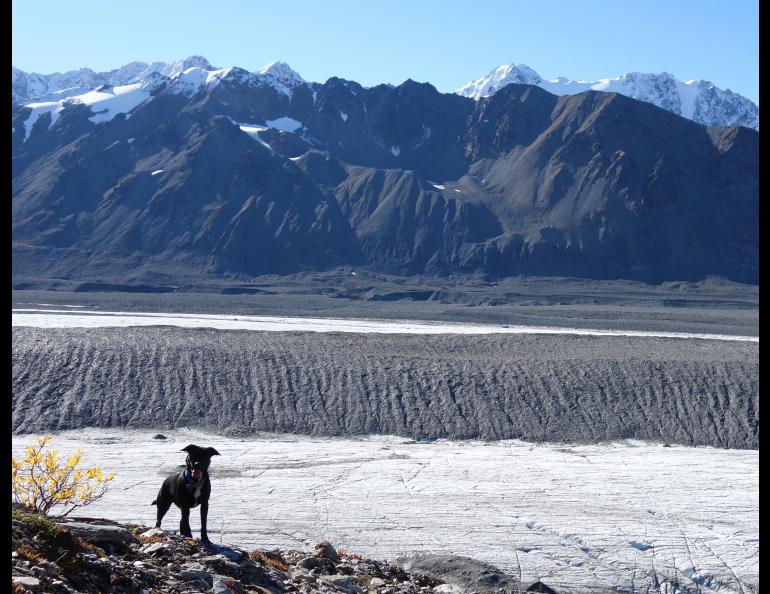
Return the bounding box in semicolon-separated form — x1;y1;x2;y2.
61;521;131;551
315;539;340;562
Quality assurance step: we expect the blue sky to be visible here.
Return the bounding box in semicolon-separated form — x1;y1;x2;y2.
12;0;759;103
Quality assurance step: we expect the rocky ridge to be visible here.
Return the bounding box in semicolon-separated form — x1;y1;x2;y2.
11;508;556;594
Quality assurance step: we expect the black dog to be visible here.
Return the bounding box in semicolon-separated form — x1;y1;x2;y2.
152;444;220;542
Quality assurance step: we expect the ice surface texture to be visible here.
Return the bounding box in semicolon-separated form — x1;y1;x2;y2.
11;429;759;594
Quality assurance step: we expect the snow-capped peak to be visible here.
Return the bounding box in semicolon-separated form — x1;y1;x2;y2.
457;64;759;130
165;55;216;77
258;60;302;80
456;63;543;99
166;66;233;96
257;61;305;97
12;57;309;104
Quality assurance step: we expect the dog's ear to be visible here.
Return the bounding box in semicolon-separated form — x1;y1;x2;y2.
207;447;221;457
181;445;197;453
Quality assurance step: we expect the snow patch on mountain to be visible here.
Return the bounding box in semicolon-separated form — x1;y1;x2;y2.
76;82;153;124
226;117;272;149
457;64;759;130
265;116;303;133
21;100;65;141
19;78;159;141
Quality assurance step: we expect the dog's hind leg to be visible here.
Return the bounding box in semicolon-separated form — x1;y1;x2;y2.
180;507;192;538
154;492;172;529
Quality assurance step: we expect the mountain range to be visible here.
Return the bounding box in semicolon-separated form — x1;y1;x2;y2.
13;57;759;130
457;64;759;130
12;56;758;285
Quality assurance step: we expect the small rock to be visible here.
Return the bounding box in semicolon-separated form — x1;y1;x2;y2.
202;555;243;579
153;434;168;439
241;561;271;585
433;585;465;594
292;572;318;585
12;575;41;588
319;574;361;593
526;581;558;594
219;548;246;562
140;528;166;539
140;542;168;555
178;568;214;587
315;540;340;562
212;575;243;594
31;566;47;578
40;561;61;577
299;556;322;569
370;578;387;587
185;578;212;591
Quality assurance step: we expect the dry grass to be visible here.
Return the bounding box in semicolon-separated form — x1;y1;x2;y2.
15;543;45;564
338;549;364;561
77;538;108;558
223;576;244;594
249;550;290;572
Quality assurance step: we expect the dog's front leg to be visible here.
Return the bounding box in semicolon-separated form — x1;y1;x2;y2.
200;501;210;542
180;507;192;538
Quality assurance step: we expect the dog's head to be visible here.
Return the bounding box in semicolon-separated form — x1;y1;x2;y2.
181;445;220;481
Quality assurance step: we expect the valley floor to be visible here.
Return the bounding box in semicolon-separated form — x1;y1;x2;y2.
11;283;759;593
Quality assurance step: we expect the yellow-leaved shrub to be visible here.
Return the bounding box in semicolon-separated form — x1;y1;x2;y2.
12;435;116;516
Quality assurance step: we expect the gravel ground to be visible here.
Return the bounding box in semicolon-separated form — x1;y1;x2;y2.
12;327;758;448
12;275;759;337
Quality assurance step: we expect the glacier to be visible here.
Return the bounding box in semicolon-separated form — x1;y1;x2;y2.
11;428;759;594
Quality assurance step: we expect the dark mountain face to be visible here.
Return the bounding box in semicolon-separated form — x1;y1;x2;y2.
12;74;758;284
